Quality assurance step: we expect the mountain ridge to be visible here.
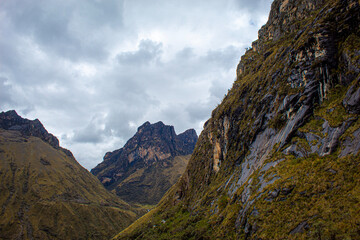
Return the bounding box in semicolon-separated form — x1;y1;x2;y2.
114;0;360;239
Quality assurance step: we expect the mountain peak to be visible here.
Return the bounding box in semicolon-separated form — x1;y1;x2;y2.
91;121;198;204
137;121;151;131
137;120;173;135
0;109;20;118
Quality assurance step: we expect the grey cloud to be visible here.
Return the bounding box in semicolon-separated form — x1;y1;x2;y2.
0;36;19;74
104;43;239;137
104;108;145;139
204;45;241;69
0;77;14;108
71;114;108;143
73;125;105;144
235;0;273;12
92;78;159;141
175;47;195;60
18;107;35;116
186;102;213;123
210;79;232;100
117;39;163;66
1;0;124;62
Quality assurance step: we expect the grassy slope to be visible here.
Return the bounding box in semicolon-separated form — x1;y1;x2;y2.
0;129;141;240
114;0;360;239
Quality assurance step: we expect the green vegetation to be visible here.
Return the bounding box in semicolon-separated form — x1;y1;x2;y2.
316;84;356;127
252;153;360;239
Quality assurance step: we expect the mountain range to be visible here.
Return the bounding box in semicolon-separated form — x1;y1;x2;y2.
1;0;359;239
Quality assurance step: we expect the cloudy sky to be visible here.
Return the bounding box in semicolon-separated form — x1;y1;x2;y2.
0;0;272;170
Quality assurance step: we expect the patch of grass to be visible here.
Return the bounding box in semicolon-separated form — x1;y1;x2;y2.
316;84;356;127
299;117;325;135
218;194;229;211
250;153;360;239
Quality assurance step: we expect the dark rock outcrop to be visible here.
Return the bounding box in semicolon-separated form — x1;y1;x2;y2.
91;121;197;204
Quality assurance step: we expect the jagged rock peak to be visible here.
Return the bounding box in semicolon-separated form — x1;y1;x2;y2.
137;121;151;131
136;121;176;139
132;121;197;156
91;121;198;204
95;121;198;170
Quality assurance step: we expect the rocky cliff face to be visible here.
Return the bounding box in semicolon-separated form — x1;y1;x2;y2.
91;121;197;205
0;111;142;240
115;0;360;239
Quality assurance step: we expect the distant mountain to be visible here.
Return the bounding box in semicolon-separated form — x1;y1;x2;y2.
114;0;360;239
91;121;197;205
0;110;141;240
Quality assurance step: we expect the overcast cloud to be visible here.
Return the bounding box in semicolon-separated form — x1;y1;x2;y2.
0;0;272;169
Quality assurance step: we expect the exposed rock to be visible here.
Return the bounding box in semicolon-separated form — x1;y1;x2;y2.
339;128;360;157
283;144;306;158
290;221;310;234
281;186;294;196
319;119;355;155
343;84;360;114
91;121;197;204
267;189;280;200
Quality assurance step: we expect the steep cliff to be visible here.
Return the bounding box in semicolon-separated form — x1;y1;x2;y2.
0;110;142;240
115;0;360;239
91;121;197;205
